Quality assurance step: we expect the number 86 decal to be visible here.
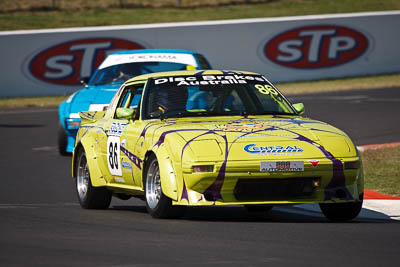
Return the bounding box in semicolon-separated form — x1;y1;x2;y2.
255;84;278;95
107;136;122;176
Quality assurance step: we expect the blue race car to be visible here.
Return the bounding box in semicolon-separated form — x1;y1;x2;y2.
58;49;212;155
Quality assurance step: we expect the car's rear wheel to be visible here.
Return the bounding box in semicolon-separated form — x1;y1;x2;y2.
144;154;185;219
75;147;111;209
319;194;363;222
58;124;69;156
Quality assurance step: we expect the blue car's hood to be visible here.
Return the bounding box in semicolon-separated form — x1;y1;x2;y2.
64;84;120;117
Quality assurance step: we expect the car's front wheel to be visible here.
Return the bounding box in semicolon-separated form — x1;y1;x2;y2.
319;194;363;222
144;154;185;219
75;147;111;209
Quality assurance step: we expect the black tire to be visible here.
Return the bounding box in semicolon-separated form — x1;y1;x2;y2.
58;124;70;156
75;147;112;209
244;205;273;214
319;194;363;222
144;154;185;219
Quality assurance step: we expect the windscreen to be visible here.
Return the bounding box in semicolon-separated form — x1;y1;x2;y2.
89;62;190;86
143;74;296;119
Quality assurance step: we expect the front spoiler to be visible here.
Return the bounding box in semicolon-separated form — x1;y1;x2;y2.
172;183;362;206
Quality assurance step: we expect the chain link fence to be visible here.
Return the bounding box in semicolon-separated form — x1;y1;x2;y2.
0;0;272;12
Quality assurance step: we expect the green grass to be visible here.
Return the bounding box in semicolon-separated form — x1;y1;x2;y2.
0;95;67;109
276;73;400;95
1;72;399;109
0;0;399;31
361;146;400;197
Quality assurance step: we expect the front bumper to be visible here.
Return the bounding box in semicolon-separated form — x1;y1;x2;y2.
64;118;81;153
173;158;363;206
65;128;79;153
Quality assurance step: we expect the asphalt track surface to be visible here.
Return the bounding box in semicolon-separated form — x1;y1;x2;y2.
1;87;400;266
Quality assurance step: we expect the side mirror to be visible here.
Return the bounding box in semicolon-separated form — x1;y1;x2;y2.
116;107;135;120
79;77;90;87
186;65;196;70
293;103;305;115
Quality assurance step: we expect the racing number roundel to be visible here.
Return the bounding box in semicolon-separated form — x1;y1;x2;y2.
107;136;122;176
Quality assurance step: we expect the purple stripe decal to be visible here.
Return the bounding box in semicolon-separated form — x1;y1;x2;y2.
292;133;353;201
202;135;229;201
181;176;189;203
120;146;143;170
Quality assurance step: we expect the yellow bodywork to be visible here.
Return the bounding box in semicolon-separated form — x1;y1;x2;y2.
72;70;364;207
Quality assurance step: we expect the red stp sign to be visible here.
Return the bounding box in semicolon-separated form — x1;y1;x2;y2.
28;38;145;85
263;25;369;68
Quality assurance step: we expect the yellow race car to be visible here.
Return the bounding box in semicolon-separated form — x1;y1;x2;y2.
72;70;364;221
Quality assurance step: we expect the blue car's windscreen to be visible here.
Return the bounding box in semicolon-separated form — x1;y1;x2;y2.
90;62;190;86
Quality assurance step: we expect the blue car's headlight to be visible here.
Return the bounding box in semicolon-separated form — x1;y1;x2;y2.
66;118;81;129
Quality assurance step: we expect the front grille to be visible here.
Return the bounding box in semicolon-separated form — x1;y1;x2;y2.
234;177;320;201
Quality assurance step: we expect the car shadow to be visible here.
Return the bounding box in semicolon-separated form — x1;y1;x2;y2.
110;202;398;223
181;204;398;223
110;205;148;214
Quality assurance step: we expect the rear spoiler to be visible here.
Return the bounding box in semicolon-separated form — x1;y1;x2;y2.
79;111;105;125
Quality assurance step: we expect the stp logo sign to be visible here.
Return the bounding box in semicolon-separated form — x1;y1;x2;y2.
27;38;145;86
263;25;369;68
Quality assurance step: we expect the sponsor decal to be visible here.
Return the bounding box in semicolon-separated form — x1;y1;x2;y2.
27;38;145;86
109;122;127;137
120;146;143;170
244;144;303;156
235;134;298;139
153;74;268;87
308;160;320;168
225;123;264;130
114;177;125;183
217;123;273;133
99;53;198;69
260;161;304;172
121;139;127;147
216;121;299;133
121;159;132;170
262;25;369;68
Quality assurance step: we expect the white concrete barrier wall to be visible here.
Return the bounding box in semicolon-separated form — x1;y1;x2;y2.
0;11;399;97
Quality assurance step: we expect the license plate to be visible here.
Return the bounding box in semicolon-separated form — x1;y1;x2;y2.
260;161;304;172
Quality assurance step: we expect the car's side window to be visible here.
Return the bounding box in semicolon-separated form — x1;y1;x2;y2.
195;54;211;69
114;83;144;119
119;90;132;109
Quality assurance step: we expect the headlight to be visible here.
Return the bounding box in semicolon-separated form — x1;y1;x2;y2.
66;118;81;129
193;165;214;173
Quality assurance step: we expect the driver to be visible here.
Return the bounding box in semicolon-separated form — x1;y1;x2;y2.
150;87;188;117
113;64;140;82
